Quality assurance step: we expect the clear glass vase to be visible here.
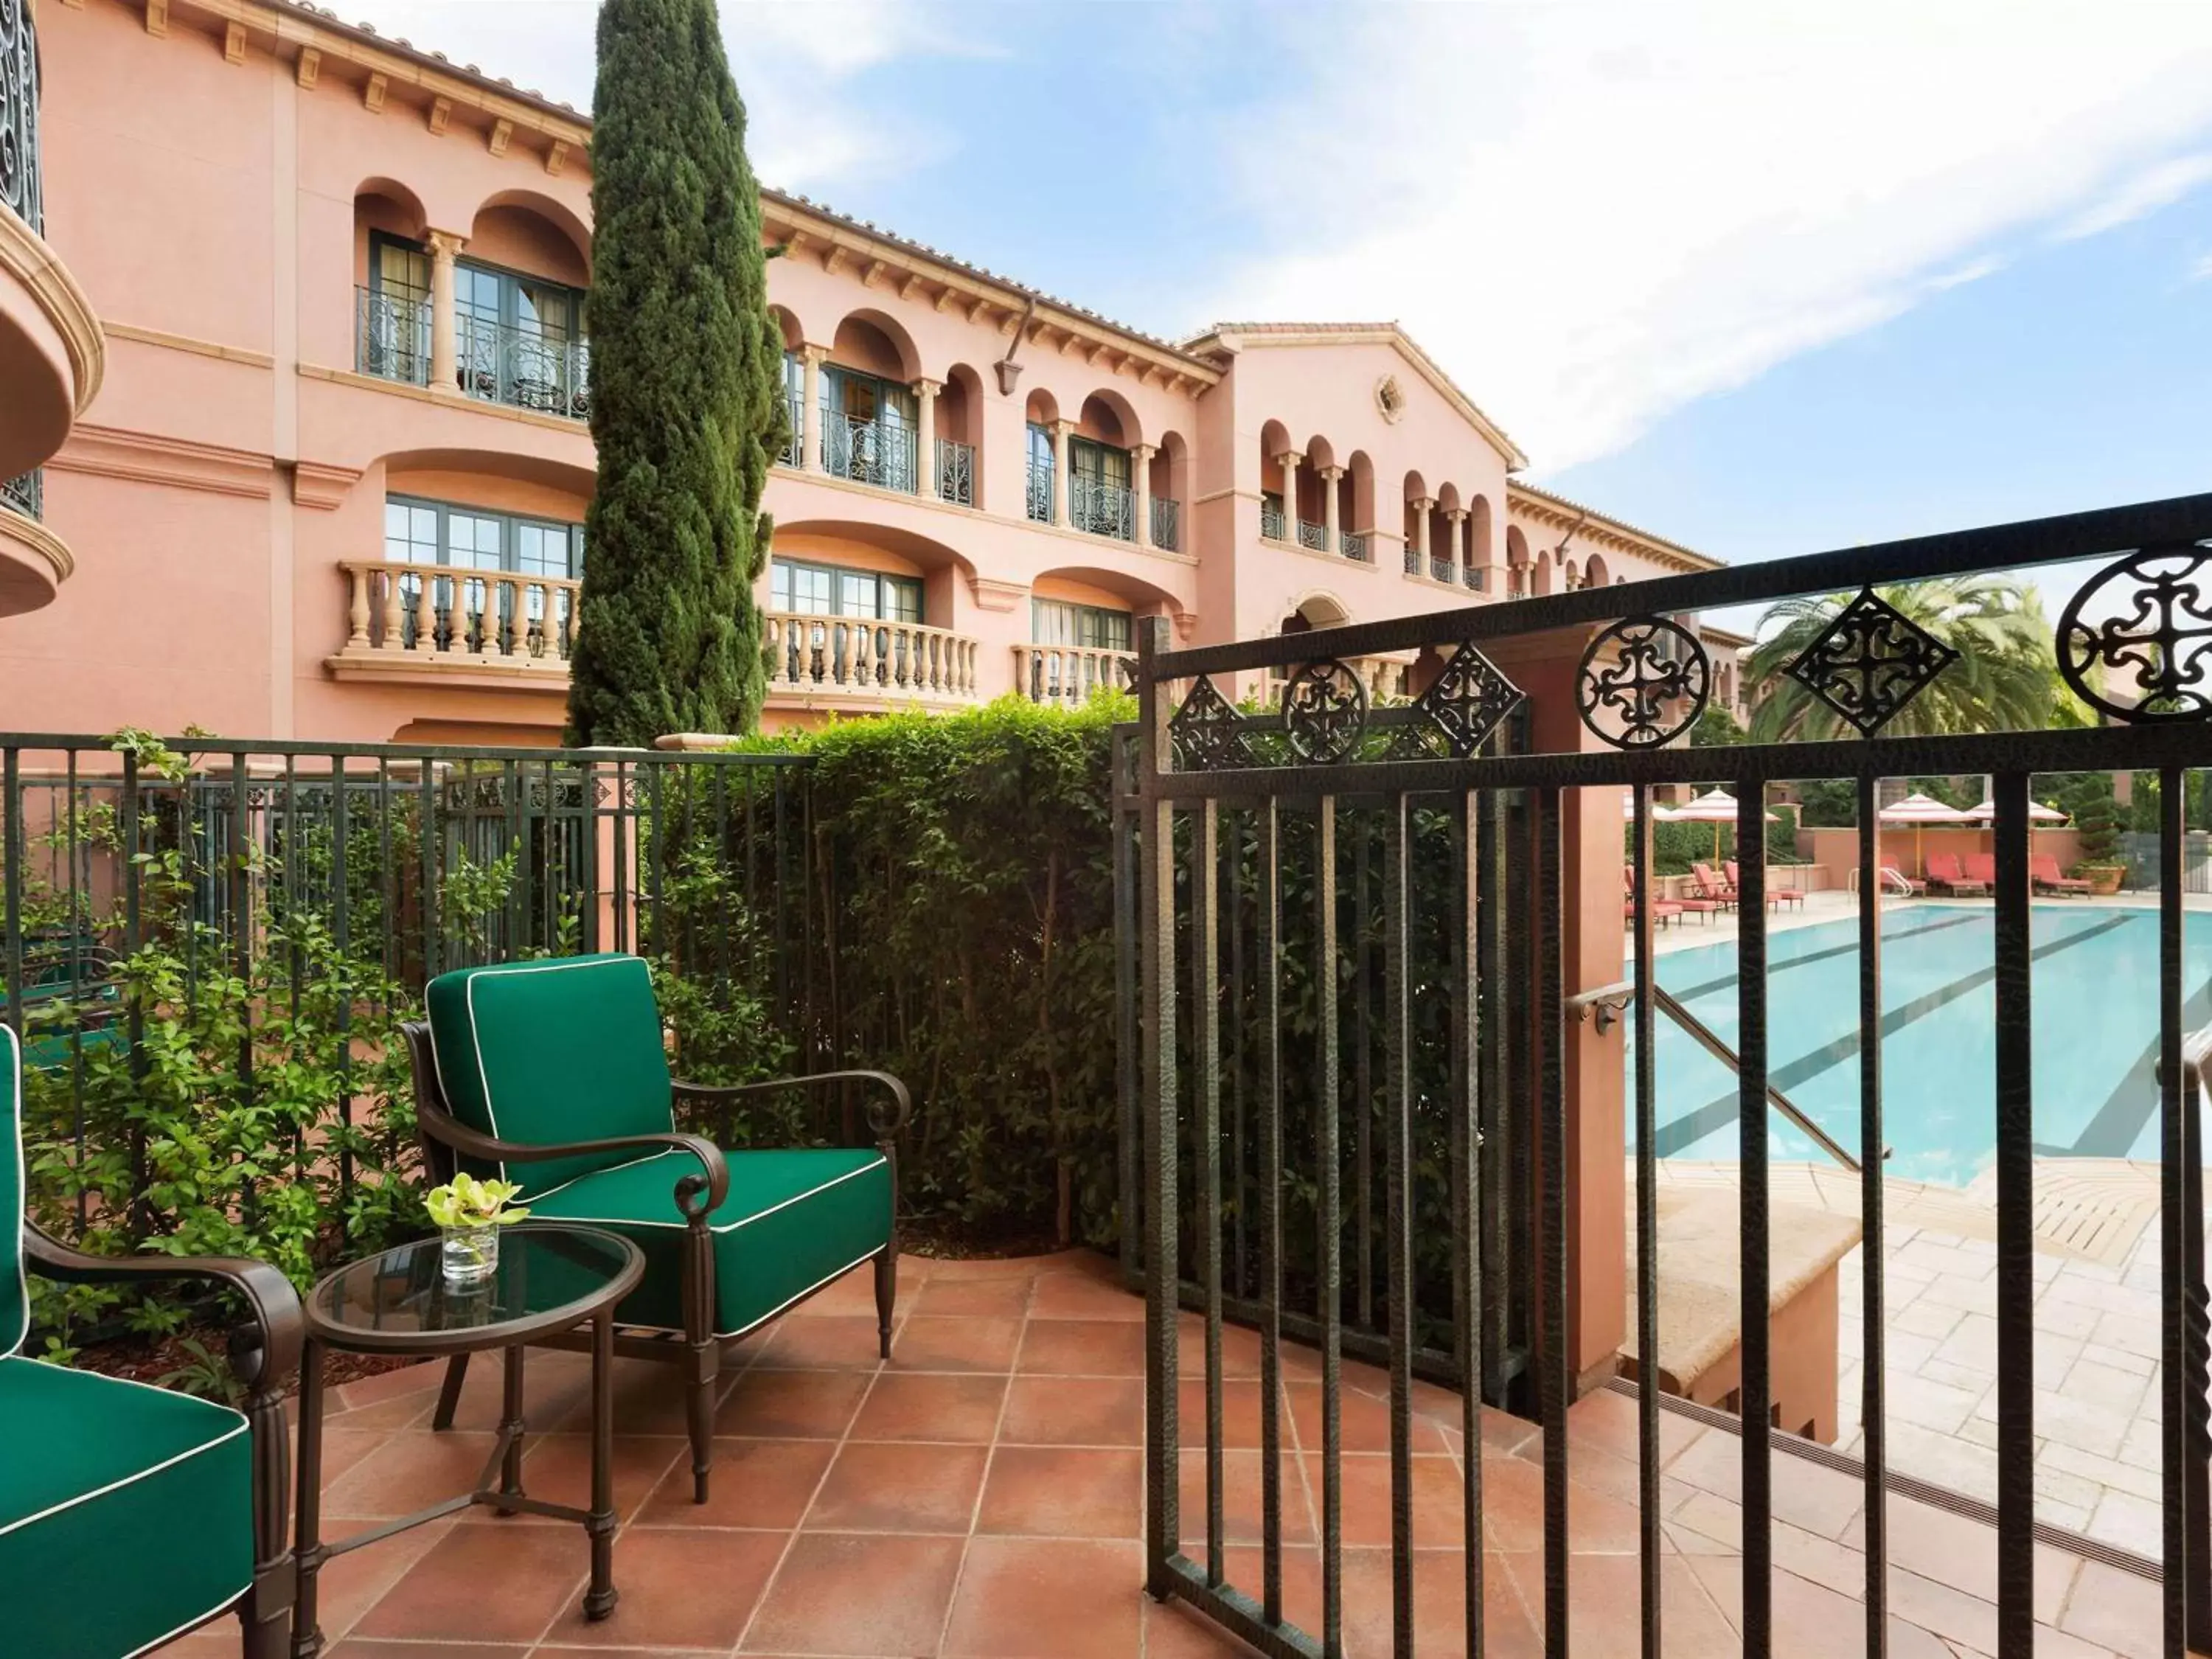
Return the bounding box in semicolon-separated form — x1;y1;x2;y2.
441;1222;499;1286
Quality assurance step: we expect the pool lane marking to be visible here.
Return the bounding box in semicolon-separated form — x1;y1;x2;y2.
1664;911;1981;1006
1651;913;2136;1159
2065;971;2212;1158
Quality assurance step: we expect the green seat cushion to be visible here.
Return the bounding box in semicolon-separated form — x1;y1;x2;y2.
529;1146;891;1336
0;1355;253;1658
425;954;675;1197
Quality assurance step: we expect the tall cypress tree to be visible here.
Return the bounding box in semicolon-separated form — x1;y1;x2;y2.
566;0;778;746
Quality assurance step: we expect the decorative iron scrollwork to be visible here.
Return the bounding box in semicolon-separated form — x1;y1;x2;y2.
1169;675;1250;771
1575;616;1709;749
2057;544;2212;723
1391;641;1523;759
0;0;41;235
1281;660;1368;764
1784;588;1958;737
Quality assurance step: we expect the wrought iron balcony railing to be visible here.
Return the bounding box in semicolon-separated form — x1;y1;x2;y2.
457;314;590;421
936;438;975;507
2;469;41;522
767;612;978;704
1340;530;1370;563
1026;459;1053;524
1403;543;1421;575
1150;497;1180;552
1297;518;1327;553
1015;643;1135;709
1464;563;1485;591
779;394;804;467
1070;476;1135;541
1432;554;1455;583
1261;501;1285;541
355;287;431;387
335;560;578;675
821;416;918;494
3;0;41;234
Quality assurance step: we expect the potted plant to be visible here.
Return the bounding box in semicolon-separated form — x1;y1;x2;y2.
425;1172;531;1285
2069;785;2126;896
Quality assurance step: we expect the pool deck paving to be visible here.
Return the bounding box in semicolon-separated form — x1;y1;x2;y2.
150;1249;2153;1658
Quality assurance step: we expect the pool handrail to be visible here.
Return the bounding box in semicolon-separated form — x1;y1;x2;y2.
1651;982;1866;1173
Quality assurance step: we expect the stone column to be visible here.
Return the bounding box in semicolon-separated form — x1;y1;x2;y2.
1276;451;1301;540
1321;465;1345;554
911;378;940;497
1051;419;1077;526
426;229;465;393
1446;507;1467;585
1410;497;1432;560
1130;442;1156;548
801;346;829;473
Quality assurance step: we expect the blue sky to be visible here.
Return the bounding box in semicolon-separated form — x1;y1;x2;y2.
362;1;2212;622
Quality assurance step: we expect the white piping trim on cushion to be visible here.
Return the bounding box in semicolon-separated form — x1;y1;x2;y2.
520;1149;669;1208
611;1245;888;1341
451;954;661;1189
0;1350;248;1421
121;1585;250;1659
0;1363;251;1536
543;1153;887;1234
4;1025;24;1356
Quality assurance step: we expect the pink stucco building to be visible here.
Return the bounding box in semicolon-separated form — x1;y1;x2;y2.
4;0;1719;745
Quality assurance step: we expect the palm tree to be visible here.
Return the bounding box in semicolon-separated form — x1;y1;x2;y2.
1745;575;2069;743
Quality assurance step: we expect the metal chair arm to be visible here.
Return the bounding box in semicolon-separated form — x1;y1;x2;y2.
672;1068;914;1142
417;1099;731;1217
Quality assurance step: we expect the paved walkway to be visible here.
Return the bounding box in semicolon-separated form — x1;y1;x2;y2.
152;1250;2151;1658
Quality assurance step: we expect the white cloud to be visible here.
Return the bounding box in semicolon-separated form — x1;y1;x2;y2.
2053;152;2212;240
1181;1;2212;472
2189;251;2212;283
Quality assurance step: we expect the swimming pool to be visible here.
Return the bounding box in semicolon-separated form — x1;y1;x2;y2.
1634;903;2212;1185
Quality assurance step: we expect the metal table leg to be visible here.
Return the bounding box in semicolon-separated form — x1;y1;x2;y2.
290;1335;327;1659
496;1342;526;1513
584;1308;619;1618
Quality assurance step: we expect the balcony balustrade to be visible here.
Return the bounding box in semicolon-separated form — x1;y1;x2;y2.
1069;476;1135;541
1403;543;1421;576
1464;564;1485;591
1296;518;1326;553
768;612;978;705
1432;554;1455;583
1150;497;1180;552
457;313;590;421
936;438;975;507
822;415;918;494
3;0;41;234
333;560;578;684
779;393;804;466
1261;500;1285;541
2;470;40;521
1340;530;1370;562
1026;459;1053;524
1015;643;1135;709
355;287;431;387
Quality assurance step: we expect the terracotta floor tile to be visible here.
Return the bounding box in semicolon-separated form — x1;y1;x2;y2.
1666;1428;1868;1540
1284;1380;1450;1455
313;1425;395;1488
1178;1447;1315;1548
1305;1452;1472;1552
1495;1548;1747;1659
978;1444;1144;1540
1179;1315;1265;1380
892;1313;1024;1372
740;1531;966;1655
451;1431;683;1528
635;1436;835;1530
1478;1448;1644;1555
787;1259;898;1316
293;1518;461;1647
541;1526;786;1649
332;1357;445;1412
327;1643;530;1659
1029;1268;1147;1321
805;1439;990;1532
320;1429;501;1520
352;1521;591;1644
999;1374;1146;1446
545;1354;714;1436
928;1254;1050;1281
715;1367;870;1439
754;1314;891;1371
1339;1546;1546;1659
914;1273;1037;1318
1178;1375;1278;1450
849;1369;1009;1441
1014;1317;1147;1376
1144;1596;1276;1657
941;1537;1145;1658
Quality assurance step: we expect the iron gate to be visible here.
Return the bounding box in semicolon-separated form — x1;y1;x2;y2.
1129;491;2212;1658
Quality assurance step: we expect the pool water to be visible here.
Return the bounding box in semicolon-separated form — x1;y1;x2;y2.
1633;903;2212;1186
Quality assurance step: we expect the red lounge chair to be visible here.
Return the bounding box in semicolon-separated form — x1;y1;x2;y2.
1728;860;1804;908
1963;852;1998;889
1624;866;1687;928
2031;854;2093;897
1691;862;1738;908
1925;853;1986;897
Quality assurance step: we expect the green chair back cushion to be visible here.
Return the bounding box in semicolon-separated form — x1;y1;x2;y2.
0;1355;253;1658
425;955;675;1197
2;1025;24;1356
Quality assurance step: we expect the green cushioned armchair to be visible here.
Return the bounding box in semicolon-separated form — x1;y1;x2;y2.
1;1026;303;1659
404;953;911;1503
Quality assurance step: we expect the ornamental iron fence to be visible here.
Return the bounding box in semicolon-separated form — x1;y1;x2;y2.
1152;497;1181;552
1026;458;1054;524
2;467;39;521
936;438;975;507
355;287;431;388
1121;490;2212;1659
1071;476;1136;542
1;0;40;234
821;414;917;495
456;313;590;421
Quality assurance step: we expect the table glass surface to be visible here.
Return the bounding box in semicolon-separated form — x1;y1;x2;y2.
310;1225;635;1340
